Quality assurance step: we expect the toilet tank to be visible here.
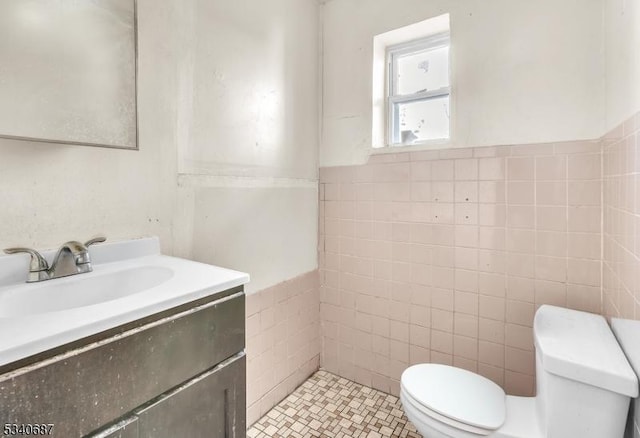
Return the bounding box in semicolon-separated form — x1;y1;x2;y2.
533;305;638;438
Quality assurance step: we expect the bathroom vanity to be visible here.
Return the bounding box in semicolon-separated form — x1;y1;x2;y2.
0;238;249;438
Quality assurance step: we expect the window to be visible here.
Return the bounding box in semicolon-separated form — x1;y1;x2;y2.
387;33;450;146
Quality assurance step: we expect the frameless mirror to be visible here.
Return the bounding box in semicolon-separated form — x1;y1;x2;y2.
0;0;138;149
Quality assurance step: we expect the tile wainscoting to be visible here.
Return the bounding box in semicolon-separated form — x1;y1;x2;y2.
603;112;640;319
244;111;640;431
246;270;321;426
602;111;640;438
318;139;604;397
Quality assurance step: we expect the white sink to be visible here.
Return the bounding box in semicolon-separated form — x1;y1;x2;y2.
0;237;249;367
0;266;174;317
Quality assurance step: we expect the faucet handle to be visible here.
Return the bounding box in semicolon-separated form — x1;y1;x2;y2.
4;247;49;272
84;236;106;247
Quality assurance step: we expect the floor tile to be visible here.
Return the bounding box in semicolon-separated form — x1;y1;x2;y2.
248;370;422;437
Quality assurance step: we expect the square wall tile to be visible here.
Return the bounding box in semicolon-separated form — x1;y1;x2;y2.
318;116;639;401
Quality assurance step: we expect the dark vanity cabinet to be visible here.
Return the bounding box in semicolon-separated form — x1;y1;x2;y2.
0;287;246;438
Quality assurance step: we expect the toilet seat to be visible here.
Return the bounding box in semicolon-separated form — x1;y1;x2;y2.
401;386;495;435
400;364;506;435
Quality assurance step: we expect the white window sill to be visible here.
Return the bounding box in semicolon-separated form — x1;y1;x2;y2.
371;139;452;155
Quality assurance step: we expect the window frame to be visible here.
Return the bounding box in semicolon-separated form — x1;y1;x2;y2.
386;32;451;147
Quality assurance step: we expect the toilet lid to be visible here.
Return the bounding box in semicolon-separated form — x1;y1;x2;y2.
401;364;506;430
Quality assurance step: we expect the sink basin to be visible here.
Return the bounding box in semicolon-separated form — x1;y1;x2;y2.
0;266;174;317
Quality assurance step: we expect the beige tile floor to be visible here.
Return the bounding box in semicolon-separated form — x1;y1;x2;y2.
248;370;422;438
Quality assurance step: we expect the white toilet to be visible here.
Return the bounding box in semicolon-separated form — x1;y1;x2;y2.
400;305;639;438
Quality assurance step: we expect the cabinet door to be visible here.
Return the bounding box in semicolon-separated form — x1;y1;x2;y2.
135;354;246;438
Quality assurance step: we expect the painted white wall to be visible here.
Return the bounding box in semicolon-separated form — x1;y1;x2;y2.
189;185;318;294
604;0;640;130
0;0;181;252
0;0;320;295
172;0;320;293
176;0;319;181
320;0;605;166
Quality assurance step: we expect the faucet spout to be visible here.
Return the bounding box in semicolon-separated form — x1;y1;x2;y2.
50;241;92;278
59;241;91;263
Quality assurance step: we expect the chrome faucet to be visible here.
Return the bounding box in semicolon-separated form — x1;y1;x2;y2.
4;237;106;282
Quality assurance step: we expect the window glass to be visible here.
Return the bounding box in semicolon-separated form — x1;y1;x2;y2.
392;96;450;144
395;46;449;95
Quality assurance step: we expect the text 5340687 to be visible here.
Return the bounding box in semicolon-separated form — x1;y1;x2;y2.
3;424;54;436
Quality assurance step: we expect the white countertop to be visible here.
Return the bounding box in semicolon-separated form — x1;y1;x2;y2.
0;237;249;368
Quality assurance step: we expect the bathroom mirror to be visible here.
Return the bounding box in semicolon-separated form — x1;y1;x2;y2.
0;0;138;149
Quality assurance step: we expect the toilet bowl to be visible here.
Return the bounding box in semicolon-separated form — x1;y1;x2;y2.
400;305;639;438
